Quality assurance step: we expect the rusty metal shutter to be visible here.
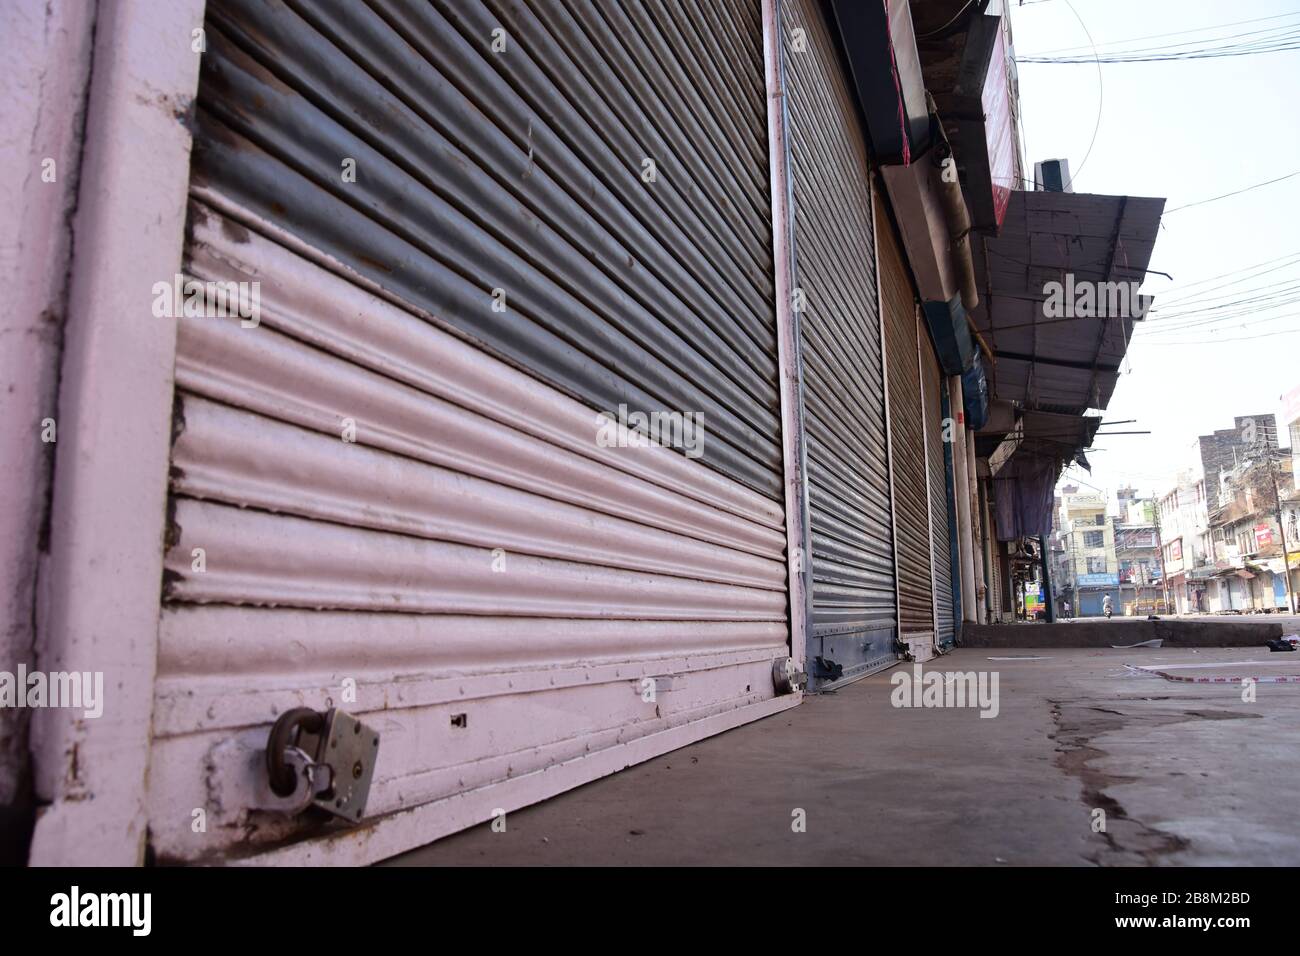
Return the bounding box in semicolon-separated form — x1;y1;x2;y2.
153;0;794;865
921;334;956;646
189;0;781;499
877;194;934;635
783;0;896;686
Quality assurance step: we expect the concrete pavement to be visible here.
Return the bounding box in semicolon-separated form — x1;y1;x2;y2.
386;647;1300;866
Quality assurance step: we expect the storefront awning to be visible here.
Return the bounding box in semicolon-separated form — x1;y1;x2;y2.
971;190;1165;416
1213;567;1255;579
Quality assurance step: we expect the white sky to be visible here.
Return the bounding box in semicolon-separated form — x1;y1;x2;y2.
1006;0;1300;506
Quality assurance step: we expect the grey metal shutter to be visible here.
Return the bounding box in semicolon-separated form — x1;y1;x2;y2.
921;338;956;646
878;194;934;635
155;0;795;865
783;0;896;686
191;0;781;499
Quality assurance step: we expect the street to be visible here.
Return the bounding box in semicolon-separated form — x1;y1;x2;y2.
388;647;1300;867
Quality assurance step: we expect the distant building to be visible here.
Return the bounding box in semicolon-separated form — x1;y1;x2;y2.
1113;490;1163;614
1151;416;1277;615
1158;469;1211;614
1055;486;1118;616
1198;414;1278;508
1208;447;1295;612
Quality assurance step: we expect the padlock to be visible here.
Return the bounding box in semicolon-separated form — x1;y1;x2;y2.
263;707;380;822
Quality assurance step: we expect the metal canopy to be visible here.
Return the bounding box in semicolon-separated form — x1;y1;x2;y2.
971;190;1165;416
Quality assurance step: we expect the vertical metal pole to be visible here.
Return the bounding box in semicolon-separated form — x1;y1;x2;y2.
1040;535;1056;622
941;376;961;645
951;377;977;623
762;0;812;675
874;182;904;654
917;307;939;648
966;429;986;624
977;479;989;619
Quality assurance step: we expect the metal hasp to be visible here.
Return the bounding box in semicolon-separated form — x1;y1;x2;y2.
263;707;380;823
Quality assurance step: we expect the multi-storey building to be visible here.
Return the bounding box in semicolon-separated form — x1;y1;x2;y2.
1209;449;1295;612
1056;485;1118;616
1114;493;1163;614
1198;414;1278;510
1157;469;1212;614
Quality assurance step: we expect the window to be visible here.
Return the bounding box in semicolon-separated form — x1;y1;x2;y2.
1087;557;1108;574
1084;531;1104;548
1095;514;1105;526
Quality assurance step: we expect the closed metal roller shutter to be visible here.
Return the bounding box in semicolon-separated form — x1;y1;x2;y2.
921;341;956;646
877;194;934;635
783;0;896;686
152;0;793;865
190;0;781;498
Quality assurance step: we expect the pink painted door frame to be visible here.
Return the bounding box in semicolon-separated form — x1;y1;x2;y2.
28;0;207;866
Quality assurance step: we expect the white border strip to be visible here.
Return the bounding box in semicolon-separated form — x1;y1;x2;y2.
29;0;206;866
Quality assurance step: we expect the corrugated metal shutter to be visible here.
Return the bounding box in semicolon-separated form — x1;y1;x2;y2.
152;0;793;865
877;194;934;635
783;0;896;686
189;0;781;499
921;340;956;646
988;537;1001;619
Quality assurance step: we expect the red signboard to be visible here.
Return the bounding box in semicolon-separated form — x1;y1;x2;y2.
1256;524;1275;548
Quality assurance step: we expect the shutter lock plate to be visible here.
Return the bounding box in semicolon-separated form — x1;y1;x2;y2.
772;656;807;695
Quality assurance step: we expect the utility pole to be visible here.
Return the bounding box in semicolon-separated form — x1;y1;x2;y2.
1152;488;1171;615
1267;449;1296;614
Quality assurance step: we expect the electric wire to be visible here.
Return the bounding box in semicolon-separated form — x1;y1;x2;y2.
1027;11;1300;57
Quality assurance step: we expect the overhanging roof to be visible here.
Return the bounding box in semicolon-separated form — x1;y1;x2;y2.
971;190;1165;415
982;408;1102;474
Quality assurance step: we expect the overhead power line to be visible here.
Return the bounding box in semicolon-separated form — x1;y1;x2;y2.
1138;312;1300;338
1135;326;1300;346
1056;0;1102;190
1156;274;1300;312
1156;252;1300;300
1025;12;1300;56
1163;169;1300;214
1017;25;1300;64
